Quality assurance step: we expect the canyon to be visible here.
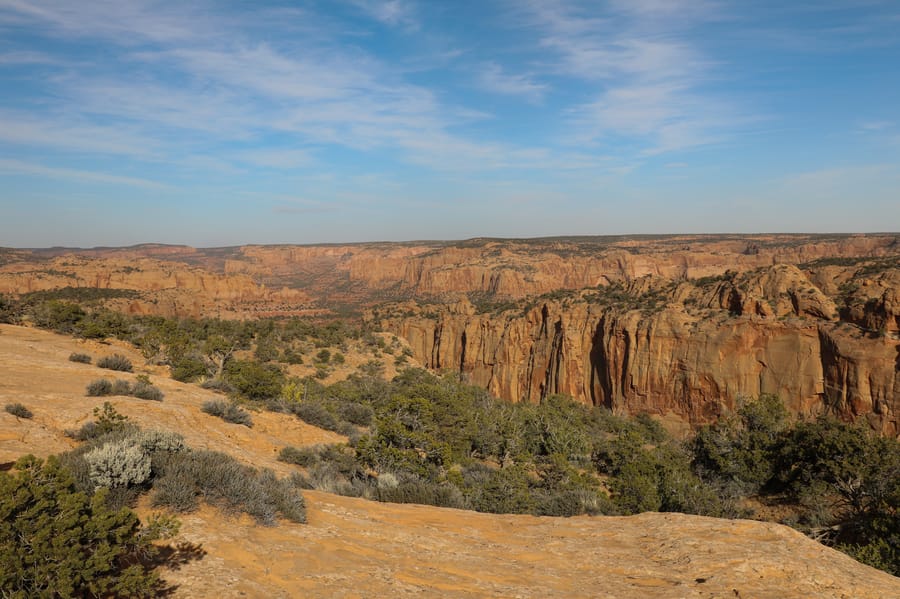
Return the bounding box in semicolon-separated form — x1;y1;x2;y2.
2;233;898;433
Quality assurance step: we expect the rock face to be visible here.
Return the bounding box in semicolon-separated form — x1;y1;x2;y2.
227;234;900;301
0;256;311;318
388;265;900;435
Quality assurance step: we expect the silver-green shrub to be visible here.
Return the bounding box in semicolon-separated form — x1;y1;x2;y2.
84;440;151;488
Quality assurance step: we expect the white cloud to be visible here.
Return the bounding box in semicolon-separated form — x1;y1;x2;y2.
0;50;59;65
477;62;547;103
0;110;160;157
237;149;313;170
0;158;167;188
859;121;894;131
520;0;738;156
347;0;418;29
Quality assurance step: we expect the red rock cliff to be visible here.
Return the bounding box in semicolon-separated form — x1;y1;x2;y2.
387;264;899;435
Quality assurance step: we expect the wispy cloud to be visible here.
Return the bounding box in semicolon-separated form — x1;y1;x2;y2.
0;50;60;65
0;0;219;43
0;110;161;157
477;62;547;103
859;120;894;131
519;0;739;156
347;0;418;29
237;149;313;170
0;158;167;188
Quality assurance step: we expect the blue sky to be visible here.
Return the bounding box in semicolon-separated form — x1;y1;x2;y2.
1;0;898;247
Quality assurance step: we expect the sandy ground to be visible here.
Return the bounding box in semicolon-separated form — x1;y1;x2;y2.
2;324;898;598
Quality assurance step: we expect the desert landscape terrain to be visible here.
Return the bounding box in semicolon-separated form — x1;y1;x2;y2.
2;323;898;598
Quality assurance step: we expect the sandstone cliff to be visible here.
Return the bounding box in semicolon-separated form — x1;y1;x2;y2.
0;256;311;318
2;236;898;432
386;264;900;435
226;234;900;302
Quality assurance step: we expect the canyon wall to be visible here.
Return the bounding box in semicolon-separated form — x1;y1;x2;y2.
228;234;900;301
388;265;900;435
0;256;310;318
2;236;898;433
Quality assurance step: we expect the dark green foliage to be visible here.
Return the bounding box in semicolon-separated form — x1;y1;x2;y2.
278;445;320;467
0;294;16;323
67;402;134;442
463;464;535;514
201;400;253;427
170;355;210;382
4;402;33;419
0;456;164;597
151;450;306;524
76;310;131;340
689;394;788;495
22;286;141;304
31;300;86;334
223;359;285;401
293;401;340;431
68;352;92;364
773;418;900;574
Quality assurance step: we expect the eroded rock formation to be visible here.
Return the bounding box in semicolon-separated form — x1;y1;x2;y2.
386;264;900;435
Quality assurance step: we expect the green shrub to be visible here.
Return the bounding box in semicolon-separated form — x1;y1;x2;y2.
4;402;32;419
315;349;331;364
372;475;465;509
0;456;164;597
293;401;340;431
201;400;253;427
223;360;285;401
171;355;210;382
31;300;86;334
97;354;133;372
68;352;92;364
689;394;788;495
134;429;186;454
338;402;373;427
278;445;320;467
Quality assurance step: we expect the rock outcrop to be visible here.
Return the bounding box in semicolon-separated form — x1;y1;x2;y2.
387;265;900;435
0;256;311;318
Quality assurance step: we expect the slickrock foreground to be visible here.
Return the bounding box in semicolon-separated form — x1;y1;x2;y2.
163;494;900;598
1;324;898;598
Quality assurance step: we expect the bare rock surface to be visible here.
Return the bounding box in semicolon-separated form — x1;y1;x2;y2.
159;495;900;599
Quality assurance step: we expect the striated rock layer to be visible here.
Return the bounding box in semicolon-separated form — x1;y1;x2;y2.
387;264;900;435
0;255;312;318
6;234;898;306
